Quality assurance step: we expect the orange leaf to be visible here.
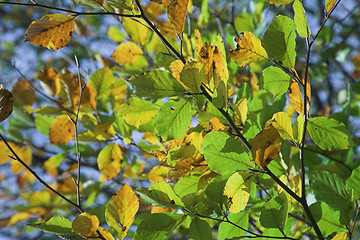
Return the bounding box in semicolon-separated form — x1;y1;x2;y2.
167;0;189;34
25;14;75;50
251;126;282;167
289;82;304;114
49;115;75;144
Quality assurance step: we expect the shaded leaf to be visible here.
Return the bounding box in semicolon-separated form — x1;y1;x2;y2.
229;31;268;67
49;115;75;144
180;60;204;93
108;0;133;10
72;212;99;236
25;14;75;50
155;98;195;141
260;192;289;229
218;212;249;240
308;116;354;151
0;86;13;122
251;126;282;167
12;80;35;106
71;0;103;8
97;143;123;181
190;217;212;240
262;66;291;96
105;183;139;239
224;172;254;213
263;15;296;68
37;66;60;96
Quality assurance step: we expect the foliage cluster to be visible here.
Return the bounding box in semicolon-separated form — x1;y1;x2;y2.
0;0;359;239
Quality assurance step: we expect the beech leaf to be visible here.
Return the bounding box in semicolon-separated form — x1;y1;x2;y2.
25;14;75;50
72;213;99;236
97;143;123;181
167;0;189;34
0;86;13;122
71;0;103;8
49;115;75;144
112;42;143;65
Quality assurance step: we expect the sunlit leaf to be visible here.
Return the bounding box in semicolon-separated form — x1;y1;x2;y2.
133;213;184;240
218;212;249;240
251;126;282;167
331;232;347;240
107;26;125;42
49;115;75;144
112;42;143;65
89;67;116;99
0;86;13;122
268;112;294;140
262;66;291;96
174;175;199;197
229;31;268;67
267;0;294;4
97;143;123;181
105;183;139;239
108;0;133;10
118;97;159;128
346;165;360;199
293;113;304;143
224;172;254;213
325;0;337;12
293;0;311;37
72;212;99;236
155;98;195;141
234;98;248;125
167;0;189;34
289;82;304;114
25;14;75;50
27;216;75;235
71;0;103;8
122;18;149;45
307;116;354;151
263;15;296;68
260;192;289;229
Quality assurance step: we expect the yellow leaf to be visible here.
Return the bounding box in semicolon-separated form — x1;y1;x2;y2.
229;31;268;67
251;126;282;167
224;172;254;213
122;18;149;45
49;115;75;144
167;0;189;34
325;0;337;12
72;212;99;236
9;144;32;175
331;232;347;240
94;123;116;140
37;66;60;96
169;60;184;85
267;0;294;4
293;113;304;143
352;54;360;70
234;98;248;125
148;165;169;184
0;86;13;122
25;14;75;50
194;29;203;55
12;80;35;106
268;112;294;140
57;176;77;194
105;183;139;239
289;82;304;114
213;46;229;82
87;226;115;240
112;42;143;65
97;143;123;181
28;191;51;206
8;212;31;226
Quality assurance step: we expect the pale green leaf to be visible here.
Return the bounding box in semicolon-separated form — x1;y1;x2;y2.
267;0;294;4
263;15;297;68
269;112;294;140
174;175;199;198
27;216;75;235
262;66;292;96
155;98;195;141
35;115;55;136
89;67;116;99
180;60;204;93
293;0;311;37
107;26;125;42
107;0;133;10
293;113;304;143
346;165;360;199
308;116;354;150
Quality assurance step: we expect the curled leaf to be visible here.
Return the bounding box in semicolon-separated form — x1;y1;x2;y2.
251;126;282;167
25;14;75;50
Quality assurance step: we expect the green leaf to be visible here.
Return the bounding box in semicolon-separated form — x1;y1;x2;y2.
263;15;296;68
205;174;230;205
27;216;75;235
346;165;360;199
35;114;55;136
262;66;292;96
190;217;212;240
310;202;346;237
107;26;125;42
155;98;195;141
224;172;254;213
107;0;133;10
89;67;116;99
218;212;249;240
234;13;255;33
260;192;289;229
133;213;184;240
293;0;311;37
180;60;204;93
293;113;304;143
118;97;160;128
70;0;103;8
128;70;186;101
174;175;199;198
309;171;350;211
212;81;227;108
136;181;185;209
307;116;354;150
201;132;253;175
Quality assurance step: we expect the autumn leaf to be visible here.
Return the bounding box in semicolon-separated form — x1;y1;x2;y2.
267;0;294;4
25;14;75;50
112;42;143;65
122;18;149;45
108;0;133;10
11;80;35;106
229;31;268;67
234;98;248;125
268;112;294;140
105;183;139;239
71;0;103;8
325;0;337;12
0;85;13;122
72;212;99;236
180;60;204;93
251;126;282;167
167;0;189;34
49;115;75;144
97;143;123;181
289;82;304;114
37;66;60;96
